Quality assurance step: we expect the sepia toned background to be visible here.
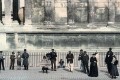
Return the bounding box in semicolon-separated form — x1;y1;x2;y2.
0;0;120;50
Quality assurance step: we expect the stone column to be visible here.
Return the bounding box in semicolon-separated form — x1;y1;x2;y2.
108;0;115;23
25;0;32;25
12;0;19;25
67;0;75;24
90;0;95;23
4;0;12;25
55;0;67;25
44;0;55;25
13;0;19;21
87;0;96;28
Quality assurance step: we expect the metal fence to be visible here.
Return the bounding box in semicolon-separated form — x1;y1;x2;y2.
2;51;120;68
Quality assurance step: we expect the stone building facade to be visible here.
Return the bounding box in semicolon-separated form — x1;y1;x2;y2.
0;0;120;51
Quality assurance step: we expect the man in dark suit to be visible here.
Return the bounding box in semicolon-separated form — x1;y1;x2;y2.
105;48;113;74
49;49;57;71
10;52;16;70
66;51;74;72
81;51;89;74
22;49;29;70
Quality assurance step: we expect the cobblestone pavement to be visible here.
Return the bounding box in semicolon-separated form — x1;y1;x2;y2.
0;67;119;80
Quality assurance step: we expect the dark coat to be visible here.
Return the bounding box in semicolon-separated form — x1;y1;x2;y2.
81;54;89;64
49;52;57;61
78;52;84;60
66;54;74;63
110;56;119;76
89;57;98;77
111;63;119;76
22;52;29;66
10;54;15;61
105;51;113;64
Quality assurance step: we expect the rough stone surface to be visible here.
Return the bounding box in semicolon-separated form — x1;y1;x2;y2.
0;68;119;80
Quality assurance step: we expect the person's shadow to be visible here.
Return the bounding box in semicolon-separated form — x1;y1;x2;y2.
100;70;111;78
63;68;70;72
74;69;85;74
38;71;49;73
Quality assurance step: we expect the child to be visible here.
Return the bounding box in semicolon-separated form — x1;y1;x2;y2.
17;52;22;70
110;55;119;79
40;56;50;73
58;59;65;68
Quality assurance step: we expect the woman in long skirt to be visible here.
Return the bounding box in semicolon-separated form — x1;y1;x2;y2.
89;53;98;77
17;52;22;70
110;55;119;79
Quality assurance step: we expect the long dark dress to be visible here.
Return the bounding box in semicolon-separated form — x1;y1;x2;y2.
110;57;119;77
89;57;98;77
111;63;119;77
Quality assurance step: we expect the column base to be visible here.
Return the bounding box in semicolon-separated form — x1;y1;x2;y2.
12;21;19;25
24;20;32;25
87;23;97;29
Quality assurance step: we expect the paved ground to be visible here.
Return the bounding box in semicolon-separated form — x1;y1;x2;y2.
0;67;119;80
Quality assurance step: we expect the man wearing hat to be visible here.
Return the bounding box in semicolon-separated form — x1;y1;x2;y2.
81;51;89;74
22;49;29;70
66;51;74;72
78;49;84;71
10;51;16;70
49;49;57;71
0;51;5;70
105;48;113;74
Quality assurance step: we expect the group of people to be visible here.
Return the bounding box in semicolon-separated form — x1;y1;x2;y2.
105;48;119;79
40;48;119;79
0;49;29;71
78;49;98;77
0;48;119;79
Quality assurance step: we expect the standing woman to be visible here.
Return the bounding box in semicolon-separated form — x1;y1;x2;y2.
89;53;98;77
17;52;22;70
110;55;119;79
10;52;16;70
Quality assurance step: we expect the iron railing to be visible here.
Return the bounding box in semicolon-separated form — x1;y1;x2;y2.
2;51;120;68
